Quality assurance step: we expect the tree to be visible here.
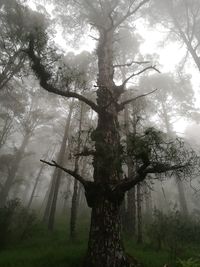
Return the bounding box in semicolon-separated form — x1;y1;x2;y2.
139;72;198;215
148;0;200;72
0;88;54;207
0;85;25;149
43;100;74;229
19;1;199;266
0;0;49;90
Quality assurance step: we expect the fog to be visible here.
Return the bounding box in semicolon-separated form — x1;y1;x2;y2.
0;1;200;267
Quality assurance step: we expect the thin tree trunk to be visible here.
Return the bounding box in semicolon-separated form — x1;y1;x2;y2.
126;188;136;234
62;175;72;214
27;163;45;211
0;114;13;149
168;3;200;72
121;54;137;235
47;102;74;230
70;102;84;240
176;176;188;217
70;179;79;239
144;185;152;221
42;173;55;223
137;183;142;244
161;101;189;216
125;105;136;235
0;132;30;207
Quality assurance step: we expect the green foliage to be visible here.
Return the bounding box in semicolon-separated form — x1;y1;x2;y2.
0;214;198;267
0;199;37;250
179;257;200;267
126;126;199;180
147;208;200;259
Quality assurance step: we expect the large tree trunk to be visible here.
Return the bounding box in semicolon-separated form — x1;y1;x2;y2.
84;199;129;267
83;28;138;267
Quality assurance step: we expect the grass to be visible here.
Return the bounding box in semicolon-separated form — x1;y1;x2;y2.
0;216;199;267
125;241;171;267
0;219;88;267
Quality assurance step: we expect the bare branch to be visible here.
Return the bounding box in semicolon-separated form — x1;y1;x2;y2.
40;159;88;186
114;0;150;28
118;89;157;111
88;35;99;41
25;36;100;114
113;60;150;68
122;65;160;87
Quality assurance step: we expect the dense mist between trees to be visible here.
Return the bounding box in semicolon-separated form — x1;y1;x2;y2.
0;1;200;267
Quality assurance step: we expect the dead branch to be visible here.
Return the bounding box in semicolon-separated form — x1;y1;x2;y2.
113;61;150;68
40;159;88;186
118;89;157;111
114;0;150;28
122;65;160;87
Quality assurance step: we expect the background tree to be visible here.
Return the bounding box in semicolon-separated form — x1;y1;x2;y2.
148;0;200;72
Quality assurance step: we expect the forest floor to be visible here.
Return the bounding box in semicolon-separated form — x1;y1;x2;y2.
0;216;199;267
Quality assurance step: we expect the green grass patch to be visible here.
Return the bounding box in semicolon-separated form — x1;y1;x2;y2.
0;217;199;267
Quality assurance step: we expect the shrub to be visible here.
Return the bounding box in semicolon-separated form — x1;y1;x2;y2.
146;207;200;259
0;199;37;249
179;257;200;267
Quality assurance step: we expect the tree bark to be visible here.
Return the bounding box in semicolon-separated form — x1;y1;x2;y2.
84;198;131;267
83;27;138;267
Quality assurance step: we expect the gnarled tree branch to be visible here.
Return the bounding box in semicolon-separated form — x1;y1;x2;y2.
40;159;89;187
25;36;100;114
115;162;191;193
